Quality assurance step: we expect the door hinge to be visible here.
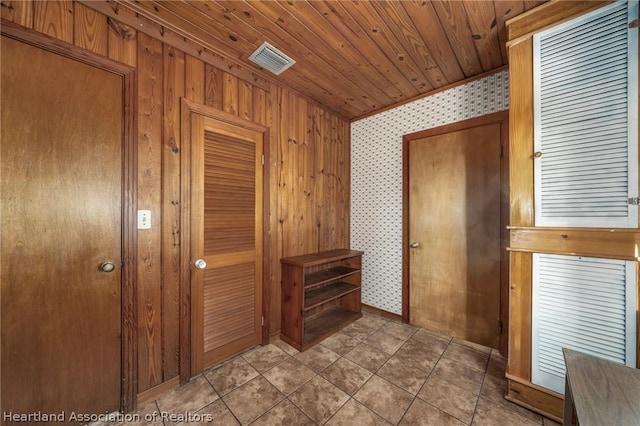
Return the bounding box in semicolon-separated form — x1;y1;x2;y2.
261;315;265;327
498;319;503;334
628;197;640;205
261;154;265;165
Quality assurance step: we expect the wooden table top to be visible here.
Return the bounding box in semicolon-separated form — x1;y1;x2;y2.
563;348;640;426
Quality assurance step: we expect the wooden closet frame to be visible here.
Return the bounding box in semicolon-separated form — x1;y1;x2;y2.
505;1;639;421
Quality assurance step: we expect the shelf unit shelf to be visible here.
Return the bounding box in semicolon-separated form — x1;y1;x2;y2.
280;249;363;351
304;281;359;310
305;266;360;288
302;307;362;347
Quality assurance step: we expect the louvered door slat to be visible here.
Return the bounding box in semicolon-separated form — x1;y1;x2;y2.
532;253;636;394
533;0;638;227
204;131;256;255
540;7;627;50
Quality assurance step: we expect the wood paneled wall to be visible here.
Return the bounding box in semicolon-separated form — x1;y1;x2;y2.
1;0;350;395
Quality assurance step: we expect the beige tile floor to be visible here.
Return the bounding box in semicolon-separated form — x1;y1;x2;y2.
108;312;562;426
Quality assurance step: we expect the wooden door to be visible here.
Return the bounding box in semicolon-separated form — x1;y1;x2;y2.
408;123;502;348
1;36;122;415
189;110;265;374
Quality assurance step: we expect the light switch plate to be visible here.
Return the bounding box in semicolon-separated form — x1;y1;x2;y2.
137;210;151;229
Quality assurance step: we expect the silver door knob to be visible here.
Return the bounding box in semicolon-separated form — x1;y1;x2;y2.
410;242;420;248
100;261;116;272
194;259;207;269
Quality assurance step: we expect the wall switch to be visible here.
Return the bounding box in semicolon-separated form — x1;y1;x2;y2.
137;210;151;229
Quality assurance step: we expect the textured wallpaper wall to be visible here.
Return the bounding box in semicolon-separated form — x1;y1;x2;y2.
350;70;510;315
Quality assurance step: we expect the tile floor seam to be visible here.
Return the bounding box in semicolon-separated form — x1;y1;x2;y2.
219;395;243;425
319;395;352;425
415;397;472;426
280;384;348;426
248;387;289;426
411;337;487;425
292;394;321;426
464;349;494;425
468;367;488;426
396;393;419;426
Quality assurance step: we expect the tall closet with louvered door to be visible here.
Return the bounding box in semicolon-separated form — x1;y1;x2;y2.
506;0;639;421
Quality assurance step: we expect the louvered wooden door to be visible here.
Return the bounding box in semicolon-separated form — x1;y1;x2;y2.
528;0;639;394
532;253;636;394
190;110;265;374
533;0;638;228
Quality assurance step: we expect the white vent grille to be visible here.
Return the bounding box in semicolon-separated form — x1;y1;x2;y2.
532;253;636;394
249;42;295;75
533;1;638;227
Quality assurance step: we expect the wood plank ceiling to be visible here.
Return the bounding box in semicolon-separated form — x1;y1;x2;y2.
123;0;546;120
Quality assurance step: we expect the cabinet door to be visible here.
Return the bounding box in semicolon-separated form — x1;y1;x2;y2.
533;1;638;228
532;253;636;393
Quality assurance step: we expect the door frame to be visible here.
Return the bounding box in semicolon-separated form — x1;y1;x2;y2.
402;111;510;355
0;21;138;411
179;99;270;383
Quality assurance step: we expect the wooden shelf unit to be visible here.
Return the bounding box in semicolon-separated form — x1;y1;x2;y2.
280;249;363;351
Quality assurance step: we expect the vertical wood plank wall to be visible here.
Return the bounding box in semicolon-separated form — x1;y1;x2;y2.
1;0;351;394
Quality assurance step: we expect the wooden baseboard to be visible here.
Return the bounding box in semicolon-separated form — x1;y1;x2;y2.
505;375;563;422
269;329;281;343
362;304;402;321
136;376;180;408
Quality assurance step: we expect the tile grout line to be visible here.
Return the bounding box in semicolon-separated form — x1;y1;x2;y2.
200;370;245;426
467;347;493;426
396;336;465;426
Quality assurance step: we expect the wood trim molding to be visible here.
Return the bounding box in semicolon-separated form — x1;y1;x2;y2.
362;304;402;322
509;227;640;261
507;251;532;380
505;375;564;422
179;99;193;385
1;19;139;412
352;66;509;123
261;127;271;345
401;110;510;356
121;45;138;415
136;376;179;408
78;0;270;91
78;1;350;122
183;98;271;133
508;38;534;227
505;0;611;44
1;18;133;74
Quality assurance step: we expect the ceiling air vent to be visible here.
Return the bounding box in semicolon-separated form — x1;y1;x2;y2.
249;42;295;75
